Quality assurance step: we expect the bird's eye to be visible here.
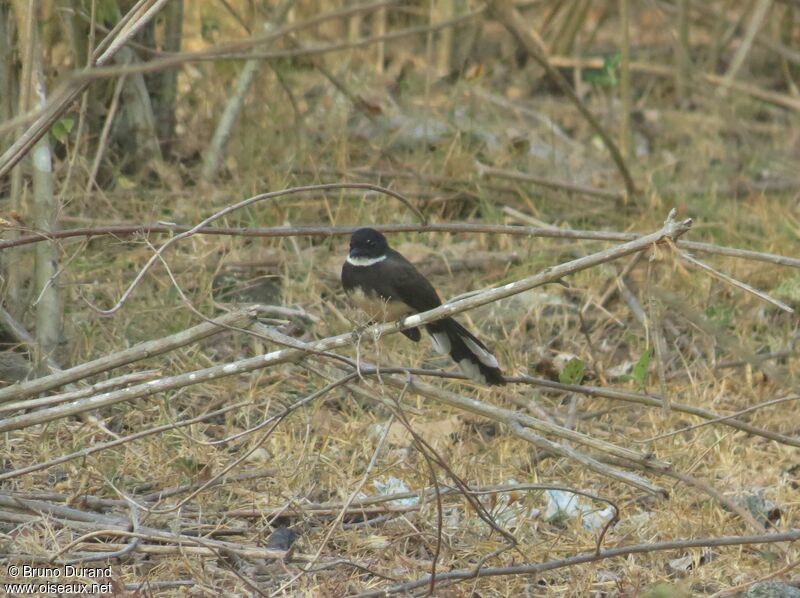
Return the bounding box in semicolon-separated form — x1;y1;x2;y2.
367;240;374;246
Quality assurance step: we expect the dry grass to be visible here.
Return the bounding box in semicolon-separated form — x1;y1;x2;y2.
2;1;800;596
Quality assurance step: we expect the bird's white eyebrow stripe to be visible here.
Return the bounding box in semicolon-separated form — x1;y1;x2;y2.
346;255;387;267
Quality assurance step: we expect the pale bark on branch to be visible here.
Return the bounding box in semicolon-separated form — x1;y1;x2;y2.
2;220;798;268
0;308;257;403
0;211;691;432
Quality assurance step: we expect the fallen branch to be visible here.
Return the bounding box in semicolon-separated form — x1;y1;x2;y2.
547;55;800;113
5;220;796;269
379;374;668;495
0;307;258;403
678;249;794;313
0;400;251;482
62;9;483;83
477;163;625;201
349;530;800;597
0;211;691;433
87;184;424;316
488;0;636;198
513;375;800;448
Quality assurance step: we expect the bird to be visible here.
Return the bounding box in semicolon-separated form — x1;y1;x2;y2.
341;228;505;386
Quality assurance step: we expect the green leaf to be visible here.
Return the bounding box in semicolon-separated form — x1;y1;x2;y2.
559;358;586;385
51;117;74;143
630;349;652;389
603;52;621;74
583;52;621;87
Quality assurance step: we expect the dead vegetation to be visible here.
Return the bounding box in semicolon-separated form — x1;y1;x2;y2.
0;1;799;596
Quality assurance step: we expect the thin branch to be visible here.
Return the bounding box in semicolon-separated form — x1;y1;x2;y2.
637;394;800;443
0;0;400;178
678;249;794;314
0;0;172;178
0;400;251;482
719;0;773;88
119;373;357;515
512;375;800;448
0;212;691;434
64;9;483;83
85;184;424;315
710;556;800;597
0;370;160;415
5;220;796;269
276;410;395;594
0;307;258;403
548;54;800;113
488;0;637;199
348;530;800;597
382;375;668;495
476;163;625;201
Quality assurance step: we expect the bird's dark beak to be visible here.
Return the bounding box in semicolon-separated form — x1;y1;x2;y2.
349;247;365;258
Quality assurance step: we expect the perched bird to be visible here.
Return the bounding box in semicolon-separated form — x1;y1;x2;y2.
341;228;505;385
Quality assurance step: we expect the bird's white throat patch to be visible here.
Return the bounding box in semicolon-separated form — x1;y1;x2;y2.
346;254;387;267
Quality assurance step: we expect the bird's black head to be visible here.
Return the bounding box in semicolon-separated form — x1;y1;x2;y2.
349;228;389;259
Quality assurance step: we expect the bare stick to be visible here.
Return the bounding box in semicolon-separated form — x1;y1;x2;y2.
3;220;798;270
348;530;800;598
397;379;667;495
0;400;251;482
0;370;160;414
86;71;126;193
675;0;692;105
618;0;632;160
0;304;36;345
204;481;614;519
201;0;295;181
0;212;690;432
0;307;257;403
278;411;396;592
87;184;424;316
0;0;398;179
477;163;625;201
647;267;670;412
547;54;800;113
47;6;478;84
511;374;800;447
678;250;794;314
119;374;357;515
305;351;665;496
720;0;773;88
25;13;62;371
0;0;172;178
710;556;800;598
488;0;637;199
638;394;800;443
0;503;309;563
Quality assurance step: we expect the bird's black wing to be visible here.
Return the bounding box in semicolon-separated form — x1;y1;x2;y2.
384;250;442;313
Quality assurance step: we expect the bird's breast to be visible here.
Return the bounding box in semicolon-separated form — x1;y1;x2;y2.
346;286;414;322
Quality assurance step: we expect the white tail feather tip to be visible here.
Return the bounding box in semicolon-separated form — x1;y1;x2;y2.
458;358;488;384
462;337;499;368
431;332;451;355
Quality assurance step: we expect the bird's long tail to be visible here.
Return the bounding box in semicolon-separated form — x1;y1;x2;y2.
426;318;505;386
